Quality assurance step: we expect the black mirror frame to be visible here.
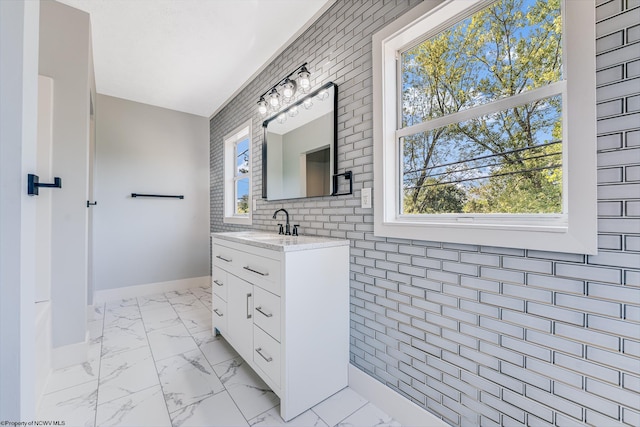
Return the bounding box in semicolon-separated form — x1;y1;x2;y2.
261;81;338;200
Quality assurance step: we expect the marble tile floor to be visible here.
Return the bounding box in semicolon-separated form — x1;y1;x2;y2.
37;285;401;427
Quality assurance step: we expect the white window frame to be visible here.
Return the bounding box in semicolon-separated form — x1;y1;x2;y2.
372;0;597;254
223;120;252;225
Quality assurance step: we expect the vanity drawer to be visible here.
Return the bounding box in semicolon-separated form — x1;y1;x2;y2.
212;297;227;335
212;266;228;300
254;326;281;388
212;244;237;271
253;287;281;342
235;251;281;295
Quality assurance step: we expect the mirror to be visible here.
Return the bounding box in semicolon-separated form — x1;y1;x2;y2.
262;82;337;200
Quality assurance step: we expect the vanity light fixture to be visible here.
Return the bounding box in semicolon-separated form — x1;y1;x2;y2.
257;62;312;116
297;65;311;92
268;88;280;109
282;78;297;100
257;96;268;115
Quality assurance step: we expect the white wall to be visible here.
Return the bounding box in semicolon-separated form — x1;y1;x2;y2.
0;0;39;418
281;112;333;198
39;0;93;352
94;95;210;291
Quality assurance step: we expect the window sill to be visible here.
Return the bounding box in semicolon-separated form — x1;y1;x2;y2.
223;216;252;226
374;217;597;255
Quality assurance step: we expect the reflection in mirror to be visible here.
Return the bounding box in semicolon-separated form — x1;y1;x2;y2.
262;82;337;200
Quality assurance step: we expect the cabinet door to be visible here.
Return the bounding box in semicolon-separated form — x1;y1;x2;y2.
227;274;254;361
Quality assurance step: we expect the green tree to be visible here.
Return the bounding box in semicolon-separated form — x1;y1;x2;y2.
237;194;249;214
401;0;563;215
403;177;467;214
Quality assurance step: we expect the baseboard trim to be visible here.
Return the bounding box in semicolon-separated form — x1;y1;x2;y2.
52;336;88;370
93;276;211;304
348;364;450;427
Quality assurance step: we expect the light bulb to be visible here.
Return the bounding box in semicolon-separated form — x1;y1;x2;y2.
282;79;296;100
257;98;268;115
298;66;311;92
268;88;280;108
288;105;299;117
277;113;286;124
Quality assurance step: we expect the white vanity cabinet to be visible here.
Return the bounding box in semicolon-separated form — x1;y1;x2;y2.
211;232;349;421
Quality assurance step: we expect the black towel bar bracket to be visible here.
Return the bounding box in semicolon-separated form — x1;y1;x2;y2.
131;193;184;199
28;174;62;196
332;171;353;196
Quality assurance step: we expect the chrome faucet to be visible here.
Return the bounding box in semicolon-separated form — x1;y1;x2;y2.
272;208;290;235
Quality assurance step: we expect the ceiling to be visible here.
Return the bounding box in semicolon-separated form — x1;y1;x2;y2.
57;0;334;117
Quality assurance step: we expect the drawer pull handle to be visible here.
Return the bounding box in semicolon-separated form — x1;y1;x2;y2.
243;266;269;276
246;293;252;319
213;308;224;317
255;347;273;362
255;306;273;318
216;255;232;262
213;280;224;287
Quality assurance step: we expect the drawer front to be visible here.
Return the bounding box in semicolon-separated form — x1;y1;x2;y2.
253;287;281;342
211;266;228;301
212;243;237;270
253;326;281;388
235;250;281;295
212;297;227;335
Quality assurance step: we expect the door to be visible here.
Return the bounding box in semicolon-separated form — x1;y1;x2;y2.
227;275;254;360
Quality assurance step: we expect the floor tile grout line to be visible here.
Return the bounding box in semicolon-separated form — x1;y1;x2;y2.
183;290;256;426
96;298;149;423
135;287;219;424
332;400;371;427
311;392;369;427
309;408;328;426
92;301;106;427
45;286;393;427
185;287;276;426
97;297;170;424
137;291;174;426
93;289;223;425
212;355;270;427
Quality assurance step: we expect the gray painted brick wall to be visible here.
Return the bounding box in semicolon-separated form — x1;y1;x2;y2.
210;1;640;425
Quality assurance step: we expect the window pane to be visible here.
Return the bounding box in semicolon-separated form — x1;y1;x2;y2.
236;138;249;177
402;94;562;215
235;178;249;215
401;0;562;128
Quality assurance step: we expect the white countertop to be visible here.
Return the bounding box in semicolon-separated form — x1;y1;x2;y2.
211;231;349;252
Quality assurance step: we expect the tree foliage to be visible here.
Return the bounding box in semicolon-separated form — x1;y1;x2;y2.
237;194;249;214
401;0;563;215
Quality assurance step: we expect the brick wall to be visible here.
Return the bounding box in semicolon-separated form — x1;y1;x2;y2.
209;1;640;425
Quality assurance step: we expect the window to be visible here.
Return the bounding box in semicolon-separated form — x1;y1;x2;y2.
224;120;252;225
373;0;597;254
